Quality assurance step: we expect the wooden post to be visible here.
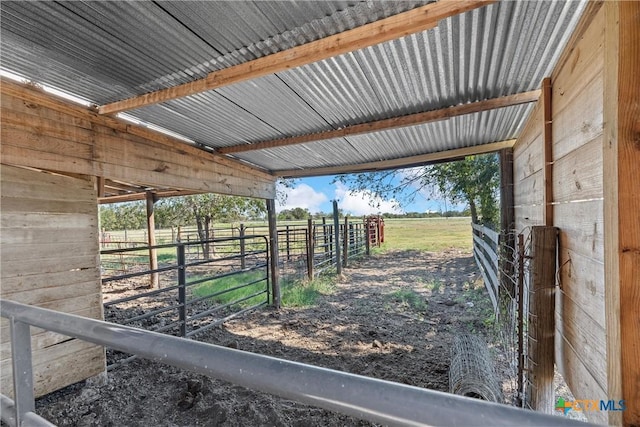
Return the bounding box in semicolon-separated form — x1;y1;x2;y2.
266;199;280;309
527;226;557;413
145;191;159;288
542;78;553;227
604;3;640;424
239;223;246;270
500;148;515;297
333;200;341;275
306;218;314;280
343;216;349;267
97;176;105;198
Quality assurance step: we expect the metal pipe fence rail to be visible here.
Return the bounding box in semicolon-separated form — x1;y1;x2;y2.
101;218;369;283
100;236;269;368
0;300;596;427
471;223;500;313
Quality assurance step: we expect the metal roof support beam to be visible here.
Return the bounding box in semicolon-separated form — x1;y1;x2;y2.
219;90;540;155
98;0;495;115
274;139;516;178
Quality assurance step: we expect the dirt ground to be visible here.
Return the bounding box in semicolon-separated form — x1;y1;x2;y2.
37;249;513;426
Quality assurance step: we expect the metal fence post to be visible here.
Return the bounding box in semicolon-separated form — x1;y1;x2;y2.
285;225;290;261
177;244;187;337
10;318;35;425
239;223;246;269
333;200;341;275
343;216;349;267
307;218;314;280
322;217;328;259
365;219;371;256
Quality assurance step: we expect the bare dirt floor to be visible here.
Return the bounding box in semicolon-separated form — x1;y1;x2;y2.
36;249;514;427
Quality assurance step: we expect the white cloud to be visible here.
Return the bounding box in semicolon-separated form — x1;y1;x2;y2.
276;183;328;213
334;182;403;216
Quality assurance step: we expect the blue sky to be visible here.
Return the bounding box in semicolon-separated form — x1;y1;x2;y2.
277;173;465;215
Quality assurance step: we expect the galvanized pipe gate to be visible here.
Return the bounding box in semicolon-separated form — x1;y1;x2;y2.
0;300;595;427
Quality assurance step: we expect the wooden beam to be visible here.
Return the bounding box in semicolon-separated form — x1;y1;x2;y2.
542;78;553;226
1;80;276;199
98;0;495;115
274;139;515;177
98;189;205;205
96;176;106;198
219;90;540;154
145;191;159;288
604;2;640;426
266;199;280;309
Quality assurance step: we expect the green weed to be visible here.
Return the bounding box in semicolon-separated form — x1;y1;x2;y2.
388;288;428;313
191;270;268;308
281;275;336;307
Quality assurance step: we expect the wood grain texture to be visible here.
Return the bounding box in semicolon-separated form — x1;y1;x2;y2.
542;78;553;226
552;137;604;203
0;165;105;398
0;80;276;199
603;2;640;425
554;199;604;262
527;226;557;413
514;5;612;421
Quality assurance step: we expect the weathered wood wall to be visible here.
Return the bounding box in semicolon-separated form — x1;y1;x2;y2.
0;80;276;200
0;165;105;398
513;4;612;424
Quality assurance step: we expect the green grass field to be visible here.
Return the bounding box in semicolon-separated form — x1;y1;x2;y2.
378;217;472;252
191;270;335;308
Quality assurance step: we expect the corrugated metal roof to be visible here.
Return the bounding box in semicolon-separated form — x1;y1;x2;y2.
0;0;587;176
232;104;533;171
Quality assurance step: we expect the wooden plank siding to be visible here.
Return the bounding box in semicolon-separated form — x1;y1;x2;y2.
0;80;276;200
0;165;106;398
513;3;611;424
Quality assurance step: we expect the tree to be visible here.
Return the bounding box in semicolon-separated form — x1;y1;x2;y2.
336;153;500;226
277;207;311;221
99;201;146;231
158;194;265;257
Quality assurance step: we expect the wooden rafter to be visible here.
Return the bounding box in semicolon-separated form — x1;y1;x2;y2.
98;0;495;115
219;90;540;154
98;189;205;204
274;139;515;178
